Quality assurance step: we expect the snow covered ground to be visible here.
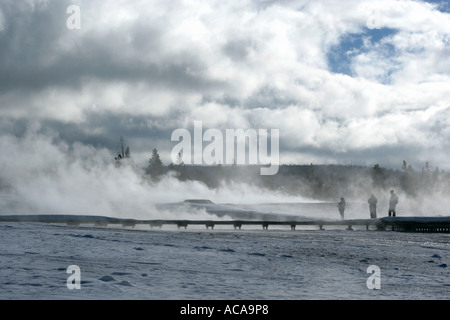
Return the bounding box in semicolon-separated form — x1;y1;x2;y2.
1;219;449;300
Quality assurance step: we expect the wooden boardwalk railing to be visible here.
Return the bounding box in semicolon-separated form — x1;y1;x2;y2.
1;214;450;232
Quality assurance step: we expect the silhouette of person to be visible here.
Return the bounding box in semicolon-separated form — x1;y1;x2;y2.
388;190;398;217
368;194;378;218
337;197;346;220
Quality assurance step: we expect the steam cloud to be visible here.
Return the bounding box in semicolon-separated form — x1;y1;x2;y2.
0;125;308;220
1;122;449;221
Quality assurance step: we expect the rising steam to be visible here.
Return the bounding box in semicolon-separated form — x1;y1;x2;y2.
0;126;308;220
1;125;449;221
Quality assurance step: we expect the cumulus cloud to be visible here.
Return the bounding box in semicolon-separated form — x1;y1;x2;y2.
0;0;449;170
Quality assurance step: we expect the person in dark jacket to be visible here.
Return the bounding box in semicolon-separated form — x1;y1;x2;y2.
337;197;346;220
368;194;378;218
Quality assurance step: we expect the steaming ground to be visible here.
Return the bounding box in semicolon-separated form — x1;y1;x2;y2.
1;129;449;221
0;128;316;220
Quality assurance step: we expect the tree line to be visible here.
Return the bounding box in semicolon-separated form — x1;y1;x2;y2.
115;137;450;201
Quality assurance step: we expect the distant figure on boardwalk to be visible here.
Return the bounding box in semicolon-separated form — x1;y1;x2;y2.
388;190;398;217
337;197;346;219
368;194;378;218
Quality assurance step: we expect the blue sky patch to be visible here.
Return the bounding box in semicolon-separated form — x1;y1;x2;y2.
327;28;398;77
421;0;450;13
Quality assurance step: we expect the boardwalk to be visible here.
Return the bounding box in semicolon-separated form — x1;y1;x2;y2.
1;214;450;232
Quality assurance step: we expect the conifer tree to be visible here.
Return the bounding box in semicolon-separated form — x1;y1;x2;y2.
146;148;164;179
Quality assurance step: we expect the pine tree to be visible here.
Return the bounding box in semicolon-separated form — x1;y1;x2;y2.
176;152;189;181
115;137;131;165
146;148;164;179
119;136;126;158
371;164;387;189
401;160;417;196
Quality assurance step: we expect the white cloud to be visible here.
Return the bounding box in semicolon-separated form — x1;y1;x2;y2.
0;0;449;169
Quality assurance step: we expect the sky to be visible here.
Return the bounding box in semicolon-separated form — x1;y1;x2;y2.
1;0;450;171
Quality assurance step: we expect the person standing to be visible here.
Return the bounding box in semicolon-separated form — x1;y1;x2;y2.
368;194;378;218
337;197;346;220
388;190;398;217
